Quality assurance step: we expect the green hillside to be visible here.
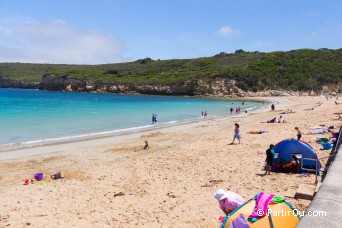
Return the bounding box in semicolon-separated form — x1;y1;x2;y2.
1;48;341;91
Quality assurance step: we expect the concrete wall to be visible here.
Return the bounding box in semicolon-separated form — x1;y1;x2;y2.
297;129;342;227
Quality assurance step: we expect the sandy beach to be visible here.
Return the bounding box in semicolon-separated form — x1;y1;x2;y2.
0;96;340;227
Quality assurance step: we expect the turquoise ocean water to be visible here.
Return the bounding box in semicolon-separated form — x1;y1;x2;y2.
0;88;263;147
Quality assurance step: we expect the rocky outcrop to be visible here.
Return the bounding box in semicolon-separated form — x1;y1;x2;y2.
41;75;90;92
0;77;40;89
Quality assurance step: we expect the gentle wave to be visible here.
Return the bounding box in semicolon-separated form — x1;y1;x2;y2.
2;125;154;147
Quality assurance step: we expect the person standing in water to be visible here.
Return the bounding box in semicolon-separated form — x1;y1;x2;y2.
152;114;155;124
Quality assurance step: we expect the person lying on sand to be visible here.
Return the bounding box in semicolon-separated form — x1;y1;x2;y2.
305;108;314;111
281;109;295;114
248;130;268;134
263;117;277;123
331;115;342;121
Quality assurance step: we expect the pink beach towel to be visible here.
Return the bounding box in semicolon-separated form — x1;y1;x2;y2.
248;192;275;222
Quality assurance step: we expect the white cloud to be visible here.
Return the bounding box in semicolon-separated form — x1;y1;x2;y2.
215;26;241;37
0;20;125;64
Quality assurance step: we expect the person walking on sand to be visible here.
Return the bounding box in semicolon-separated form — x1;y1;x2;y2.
230;123;241;144
264;144;275;175
144;140;149;150
214;189;245;216
295;127;302;140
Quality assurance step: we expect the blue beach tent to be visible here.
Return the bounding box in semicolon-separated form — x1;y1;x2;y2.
272;139;321;173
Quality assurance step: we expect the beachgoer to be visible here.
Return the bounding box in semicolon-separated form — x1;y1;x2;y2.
152;114;155;124
282;155;300;173
271;104;275;111
154;114;158;123
230;123;241;144
230;107;233;115
202;111;204;117
267;117;277;123
281;109;289;114
277;116;284;123
144;140;149;150
204;110;207;118
295;127;302;140
214;189;245;216
248;130;268;134
265;144;275;175
242;101;244;105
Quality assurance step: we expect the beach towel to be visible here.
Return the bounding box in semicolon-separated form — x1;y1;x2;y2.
248;192;275;222
270;195;284;204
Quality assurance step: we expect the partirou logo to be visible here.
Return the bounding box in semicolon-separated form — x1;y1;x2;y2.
263;209;327;217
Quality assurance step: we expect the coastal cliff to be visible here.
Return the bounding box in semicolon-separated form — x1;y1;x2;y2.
40;75;325;97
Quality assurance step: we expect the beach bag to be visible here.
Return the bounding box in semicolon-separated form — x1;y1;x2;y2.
34;173;44;181
229;213;250;228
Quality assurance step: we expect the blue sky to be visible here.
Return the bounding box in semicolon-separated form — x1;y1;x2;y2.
0;0;341;64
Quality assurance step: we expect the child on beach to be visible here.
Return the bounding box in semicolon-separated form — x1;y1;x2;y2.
230;123;241;144
144;140;149;150
295;127;302;140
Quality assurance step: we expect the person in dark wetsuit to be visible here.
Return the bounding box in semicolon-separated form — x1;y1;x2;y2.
265;144;275;175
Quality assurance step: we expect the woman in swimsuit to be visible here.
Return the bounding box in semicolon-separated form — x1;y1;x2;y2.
230;123;241;144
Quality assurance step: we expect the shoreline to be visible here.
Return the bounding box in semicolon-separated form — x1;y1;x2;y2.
0;96;269;156
1;95;339;227
0;99;270;160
